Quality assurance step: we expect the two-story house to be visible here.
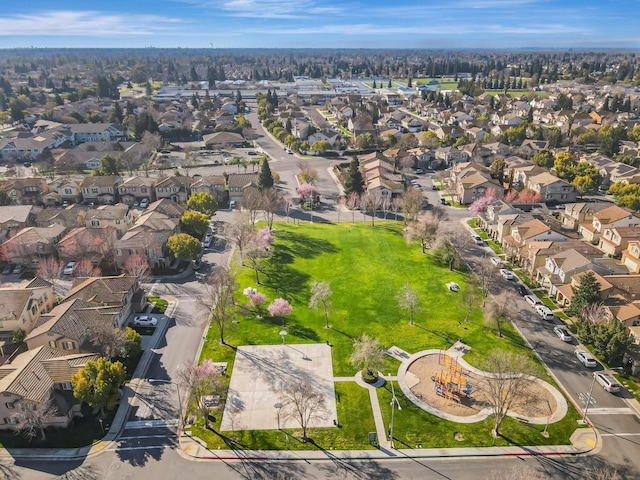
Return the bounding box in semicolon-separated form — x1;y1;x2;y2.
117;177;156;206
622;240;640;274
69;123;129;143
0;346;99;432
536;249;613;297
63;275;145;328
227;173;259;207
1;224;67;267
0;178;49;206
190;175;227;205
504;218;571;262
598;225;640;257
84;204;133;238
0;205;37;241
526;172;577;204
56;226;118;265
154;176;192;205
578;205;639;242
559;202;611;231
0;278;55;341
35;204;88;230
81;176;121;205
43;177;83;206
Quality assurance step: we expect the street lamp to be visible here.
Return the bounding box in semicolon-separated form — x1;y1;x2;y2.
148;378;183;433
388;373;402;449
274;402;282;430
279;330;288;345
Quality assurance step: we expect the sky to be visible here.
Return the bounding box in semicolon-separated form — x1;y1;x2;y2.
0;0;639;50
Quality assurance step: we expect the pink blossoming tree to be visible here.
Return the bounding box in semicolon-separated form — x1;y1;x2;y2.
268;298;293;327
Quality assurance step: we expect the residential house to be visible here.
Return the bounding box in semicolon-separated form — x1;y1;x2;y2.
228;173;259;206
307;130;340;148
522;240;601;278
559;202;611;231
202;132;245;148
85;204;133;237
43;177;83;206
0;178;49;206
526;172;577;204
0;125;73;160
578;205;639;242
117;177;156;206
63;275;145;328
598;225;640;257
451;163;504;205
115;200;183;269
190;175;227;205
56;226;118;265
1;224;67;267
536;250;613;297
154;176;192;205
621;240;640;273
80;176;121;205
0;206;37;240
69;123;129;143
0;346;99;432
0;278;55;340
35;205;88;230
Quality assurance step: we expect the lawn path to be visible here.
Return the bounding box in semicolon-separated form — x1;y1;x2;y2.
367;385;388;447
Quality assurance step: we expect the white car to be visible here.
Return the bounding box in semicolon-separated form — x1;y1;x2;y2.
553;325;573;342
63;261;76;275
12;264;23;275
525;295;542;307
203;235;213;248
594;372;622;393
499;269;514;280
140;198;149;208
133;315;158;327
575;349;598;368
490;257;502;267
535;304;555;321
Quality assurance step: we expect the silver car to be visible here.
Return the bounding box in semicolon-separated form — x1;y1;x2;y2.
133;315;158;327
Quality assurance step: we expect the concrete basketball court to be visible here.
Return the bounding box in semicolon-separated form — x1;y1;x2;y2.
220;344;337;431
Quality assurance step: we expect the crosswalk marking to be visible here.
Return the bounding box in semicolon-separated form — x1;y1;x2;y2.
601;433;640;437
124;419;179;429
585;407;634;415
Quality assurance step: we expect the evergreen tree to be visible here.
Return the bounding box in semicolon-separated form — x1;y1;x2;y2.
344;157;364;196
567;272;601;318
110;101;124;123
388;79;392;88
258;157;274;189
372;80;377;88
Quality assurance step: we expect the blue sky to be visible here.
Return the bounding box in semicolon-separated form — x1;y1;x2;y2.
0;0;638;49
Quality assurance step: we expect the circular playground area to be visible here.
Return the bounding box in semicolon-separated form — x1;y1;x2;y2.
397;347;567;424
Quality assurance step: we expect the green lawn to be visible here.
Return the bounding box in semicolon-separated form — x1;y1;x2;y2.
147;296;168;314
198;222;578;449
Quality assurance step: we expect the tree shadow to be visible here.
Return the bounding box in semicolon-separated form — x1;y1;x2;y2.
114;429;172;466
309;440;400;480
412;322;458;344
262;263;310;300
328;327;354;340
57;464;102;480
287;323;320;341
0;463;21;480
274;230;339;259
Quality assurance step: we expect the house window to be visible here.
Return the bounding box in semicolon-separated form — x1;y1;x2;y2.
60;382;72;391
4;417;18;425
24;403;35;411
92;188;98;193
91;221;99;227
49;341;56;348
62;341;75;350
5;402;15;409
116;220;121;224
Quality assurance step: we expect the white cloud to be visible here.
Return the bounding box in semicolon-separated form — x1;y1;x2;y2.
176;0;347;18
0;10;185;36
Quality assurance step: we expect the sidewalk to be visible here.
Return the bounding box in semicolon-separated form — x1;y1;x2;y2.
0;298;178;463
177;426;599;462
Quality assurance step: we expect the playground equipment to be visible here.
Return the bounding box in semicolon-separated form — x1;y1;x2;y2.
432;352;472;402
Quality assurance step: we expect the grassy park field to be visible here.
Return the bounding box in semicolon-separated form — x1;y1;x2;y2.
194;221;581;450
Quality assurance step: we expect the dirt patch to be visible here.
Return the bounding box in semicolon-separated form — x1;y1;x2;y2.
407;354;557;419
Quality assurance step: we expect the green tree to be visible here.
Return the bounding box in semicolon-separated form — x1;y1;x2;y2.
12;328;26;344
180;210;209;238
572;175;598;195
343;157;364;197
310;140;331;154
122;327;142;359
166;233;202;260
490;157;507;183
110;101;124;123
187;191;218;216
100;154;123;176
553;152;576;181
258;157;274;189
567;272;601;318
531;149;554;168
71;358;126;415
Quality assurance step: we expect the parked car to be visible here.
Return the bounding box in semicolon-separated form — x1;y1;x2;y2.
140;198;149;208
415;168;424;174
594;372;622;393
229;200;237;208
536;304;555;321
490;257;502;267
440;198;448;205
575;349;598;368
525;295;542;307
499;269;514;280
248;151;257;156
2;264;13;275
12;264;23;275
432;185;438;190
471;234;484;245
203;235;213;248
133;315;158;327
515;284;529;296
63;261;76;275
553;325;573;342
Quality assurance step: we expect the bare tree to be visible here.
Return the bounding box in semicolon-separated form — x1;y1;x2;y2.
484;291;519;338
260;187;284;230
350;334;386;383
224;212;255;263
583;467;622;480
397;283;420;325
15;400;58;442
85;321;128;360
392;197;403;221
479;351;539;436
309;280;332;328
121;254;151;282
1;233;35;267
336;195;346;223
200;267;237;345
460;285;476;324
141;132;161;177
346;192;360;224
404;213;440;253
401;187;423;224
360;192;380;227
241;188;263;225
177;360;222;429
72;258;102;278
476;257;497;306
282;379;327;441
296;160;319;185
36;256;64;292
581;302;610;325
244;228;273;285
434;223;467;271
